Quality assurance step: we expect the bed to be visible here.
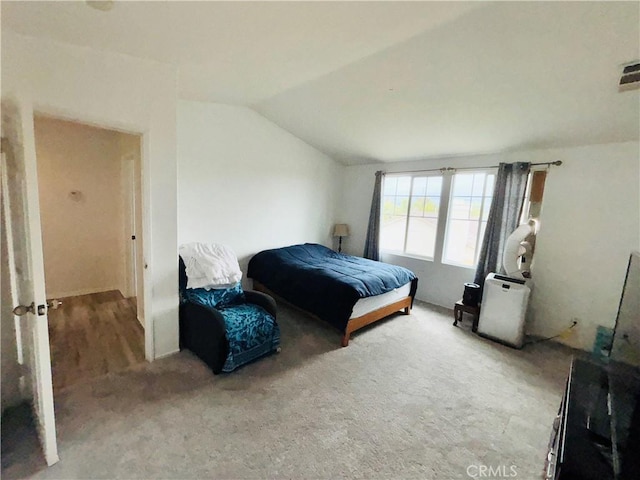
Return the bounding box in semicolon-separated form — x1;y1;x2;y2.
247;243;418;346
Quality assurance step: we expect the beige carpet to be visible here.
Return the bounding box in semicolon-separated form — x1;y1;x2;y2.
2;300;574;479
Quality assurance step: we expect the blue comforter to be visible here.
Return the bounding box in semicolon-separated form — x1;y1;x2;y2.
247;243;417;332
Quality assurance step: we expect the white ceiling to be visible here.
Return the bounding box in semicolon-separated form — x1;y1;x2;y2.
3;1;639;165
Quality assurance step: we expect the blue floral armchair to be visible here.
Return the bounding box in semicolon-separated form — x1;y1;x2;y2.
179;257;280;373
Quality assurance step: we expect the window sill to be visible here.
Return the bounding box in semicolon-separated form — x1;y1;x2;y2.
380;251;477;272
441;259;476;270
381;251;435;263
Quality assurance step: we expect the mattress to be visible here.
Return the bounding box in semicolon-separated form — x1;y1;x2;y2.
350;282;412;319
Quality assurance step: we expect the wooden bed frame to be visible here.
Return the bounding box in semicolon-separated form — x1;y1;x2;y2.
252;280;412;347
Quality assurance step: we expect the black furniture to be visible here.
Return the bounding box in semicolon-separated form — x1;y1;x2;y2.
178;257;278;374
453;300;480;332
545;357;640;480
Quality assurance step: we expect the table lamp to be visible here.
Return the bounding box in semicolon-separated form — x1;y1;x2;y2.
333;224;349;253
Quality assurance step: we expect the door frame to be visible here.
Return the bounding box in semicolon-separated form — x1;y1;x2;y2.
120;150;145;328
32;103;154;361
122;153;137;300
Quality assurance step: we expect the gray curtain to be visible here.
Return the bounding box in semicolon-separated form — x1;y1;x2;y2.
363;170;384;261
474;162;530;287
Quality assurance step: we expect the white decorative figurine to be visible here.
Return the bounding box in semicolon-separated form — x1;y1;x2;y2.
502;218;539;280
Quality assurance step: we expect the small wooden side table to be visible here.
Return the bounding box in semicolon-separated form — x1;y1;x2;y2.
453;300;480;333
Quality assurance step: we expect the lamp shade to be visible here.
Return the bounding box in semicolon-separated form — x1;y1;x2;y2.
333;224;350;237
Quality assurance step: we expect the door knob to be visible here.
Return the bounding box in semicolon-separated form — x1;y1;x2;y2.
37;299;62;315
47;299;62;310
13;302;35;316
12;300;62;316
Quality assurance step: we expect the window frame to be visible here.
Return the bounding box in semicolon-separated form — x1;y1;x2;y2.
380;168;499;270
441;169;497;269
380;172;444;261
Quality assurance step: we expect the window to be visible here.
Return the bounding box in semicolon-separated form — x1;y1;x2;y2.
381;175;443;258
380;170;496;268
442;172;495;267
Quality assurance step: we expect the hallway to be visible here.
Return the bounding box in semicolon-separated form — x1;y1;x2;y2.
48;291;144;391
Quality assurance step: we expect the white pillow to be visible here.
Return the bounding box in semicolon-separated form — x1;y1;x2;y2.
179;242;242;290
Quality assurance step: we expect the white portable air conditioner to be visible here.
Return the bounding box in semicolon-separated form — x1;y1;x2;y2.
477;273;531;348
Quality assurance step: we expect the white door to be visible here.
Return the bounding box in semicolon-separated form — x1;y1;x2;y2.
1;98;59;465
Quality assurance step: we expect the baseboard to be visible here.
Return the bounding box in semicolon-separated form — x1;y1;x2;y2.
413;296;452;310
154;349;180;360
47;286;123;299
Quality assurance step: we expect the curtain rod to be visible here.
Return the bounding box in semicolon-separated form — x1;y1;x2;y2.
385;160;562;175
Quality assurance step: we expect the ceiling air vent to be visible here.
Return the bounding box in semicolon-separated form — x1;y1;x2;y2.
619;61;640;91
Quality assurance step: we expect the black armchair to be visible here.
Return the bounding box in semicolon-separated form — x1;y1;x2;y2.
179;257;280;374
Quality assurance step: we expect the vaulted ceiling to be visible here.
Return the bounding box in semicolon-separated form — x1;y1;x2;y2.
3;1;639;165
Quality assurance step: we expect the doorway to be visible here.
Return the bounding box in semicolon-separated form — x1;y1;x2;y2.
33;115;145;391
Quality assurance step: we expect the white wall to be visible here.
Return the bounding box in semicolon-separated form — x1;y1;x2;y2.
1;32;179;359
527;142;640;350
34;116;129;298
340;142;640;351
177;100;343;281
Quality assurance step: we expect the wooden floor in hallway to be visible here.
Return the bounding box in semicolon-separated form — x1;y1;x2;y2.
48;290;145;392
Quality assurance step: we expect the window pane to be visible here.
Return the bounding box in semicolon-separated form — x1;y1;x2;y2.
451;197;471;219
406;217;438;258
394;196;409;215
396;177;411;195
412;177;427;196
443;171;497;267
410;197;425;217
472;173;486;197
424;197;440;217
426;176;443;196
481;196;492;221
383;177;398;195
470;197;482;220
485;174;495;195
380;215;407;251
382;197;396;216
453;174;473;196
444;219;480;266
381;174;443;257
